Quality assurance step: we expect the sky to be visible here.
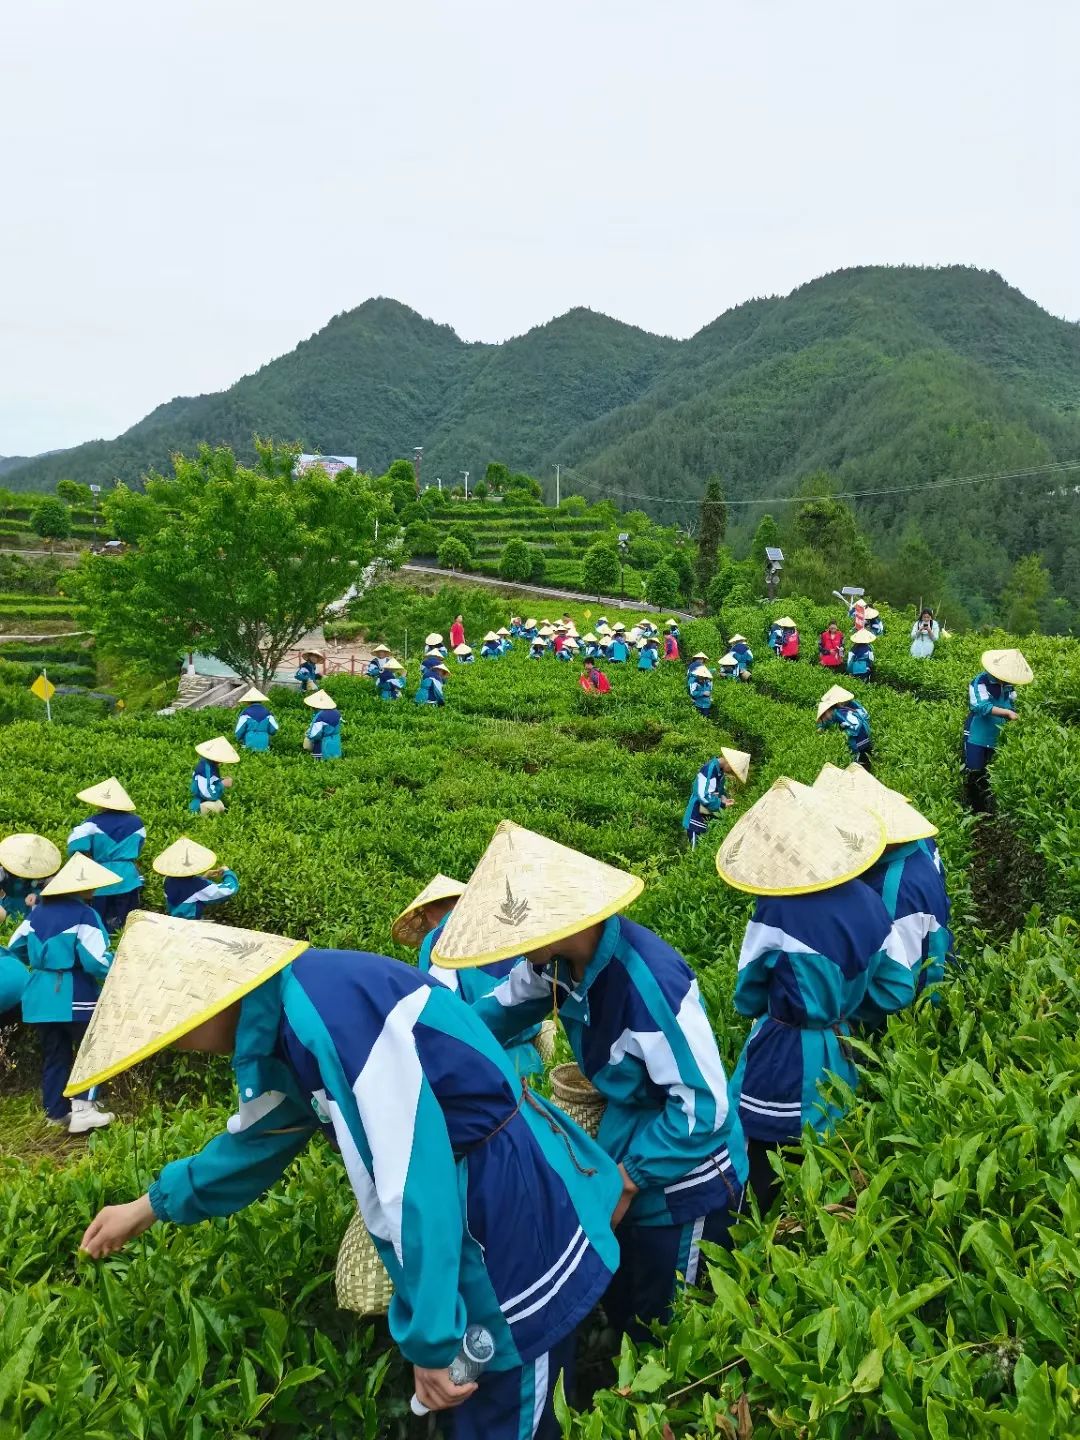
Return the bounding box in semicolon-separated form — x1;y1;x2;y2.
1;0;1078;455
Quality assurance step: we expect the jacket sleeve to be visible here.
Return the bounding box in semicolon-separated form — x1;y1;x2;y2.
193;771;222;801
192;870;240;907
732;922;776;1018
66;821;97;856
468;959;552;1044
969;678;996;717
234;715;249;738
4;919;31;960
74;913;113;981
149;1091;317;1224
856;937;917;1024
267;714;279;734
619;976;735;1190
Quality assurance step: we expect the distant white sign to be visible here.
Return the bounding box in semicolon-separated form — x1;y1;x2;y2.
295;454;358;478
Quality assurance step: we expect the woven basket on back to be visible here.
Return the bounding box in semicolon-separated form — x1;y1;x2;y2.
335;1210;394;1317
549;1063;607;1139
534;1019;558;1064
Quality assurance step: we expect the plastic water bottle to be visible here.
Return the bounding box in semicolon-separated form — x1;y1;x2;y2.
410;1325;495;1416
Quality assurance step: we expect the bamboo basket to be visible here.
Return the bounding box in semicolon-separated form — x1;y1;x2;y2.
535;1018;558;1064
335;1210;394;1317
549;1063;607;1139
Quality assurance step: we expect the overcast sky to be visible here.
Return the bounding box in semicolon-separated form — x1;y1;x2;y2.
2;0;1077;455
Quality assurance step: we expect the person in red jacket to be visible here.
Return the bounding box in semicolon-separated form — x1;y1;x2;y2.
819;622;845;668
777;619;800;661
449;615;465;650
580;658;611;694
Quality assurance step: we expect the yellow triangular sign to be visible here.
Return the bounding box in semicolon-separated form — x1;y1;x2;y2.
30;673;56;703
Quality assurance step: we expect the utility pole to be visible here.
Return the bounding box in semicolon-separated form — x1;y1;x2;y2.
553;463;561;507
462;470;469;500
413;446;423;495
437;476;442;492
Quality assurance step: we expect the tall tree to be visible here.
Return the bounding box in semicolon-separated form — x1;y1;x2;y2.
582;541;621;597
1000;554;1051;634
695;478;728;597
790;472;872;582
31;497;71;542
75;440;399;685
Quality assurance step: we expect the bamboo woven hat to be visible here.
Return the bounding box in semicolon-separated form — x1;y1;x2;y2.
563;637;579;650
0;833;61;880
195;736;241;763
453;643;473;656
720;747;752;785
391;874;468;947
775;617;797;628
583;632;597;643
716;776;885;896
864;607;880;619
816;684;854;721
728;634;747;644
65;912;308;1096
237;687;268;704
692;665;713;679
302;649;325;661
431;662;450;675
814;763;938;844
689;651;708;662
483;631;499;642
425;633;443;646
371;643;391;655
538;625;554;637
431;820;644;969
982;649;1033;685
525;617;538;628
153;836;218;878
851;629;876;644
719;651;738;667
382;657;405;672
302;690;336;711
76;777;136;813
612;622;626;632
41;854;122;898
497;627;511;637
664;618;678;626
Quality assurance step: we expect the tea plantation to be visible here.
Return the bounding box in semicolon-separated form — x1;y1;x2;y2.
1;590;1078;1438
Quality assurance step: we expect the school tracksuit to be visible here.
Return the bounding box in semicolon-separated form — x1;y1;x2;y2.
234;704;279;751
67;810;146;929
190;760;226;812
306;708;343;758
964;672;1015;811
820;701;873;765
859;842;953;1010
164;870;240;920
682;759;726;847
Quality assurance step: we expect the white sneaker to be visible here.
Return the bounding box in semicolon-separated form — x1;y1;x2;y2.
68;1099;115;1133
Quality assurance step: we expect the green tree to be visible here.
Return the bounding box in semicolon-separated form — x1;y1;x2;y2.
874;528;946;611
780;547;834;604
666;545;696;603
472;480;489;502
403;520;441;557
705;550;735;614
1001;554;1051;634
582;541;620;597
645;561;679;608
31;496;72;542
790;472;872;581
75;440;398;685
525;546;545;582
385;458;418;513
629;536;663;571
499;537;533;581
449;524;476;557
750;514;781;574
56;479;94;508
695;478;728;597
484;461;511;493
437;536;472;572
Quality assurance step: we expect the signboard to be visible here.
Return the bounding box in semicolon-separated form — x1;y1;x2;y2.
30;673;55;703
295;454;358;479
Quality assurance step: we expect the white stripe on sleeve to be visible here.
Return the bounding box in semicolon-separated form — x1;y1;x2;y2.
737;921;815;971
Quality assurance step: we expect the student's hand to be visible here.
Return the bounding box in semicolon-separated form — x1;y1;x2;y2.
611;1164;640;1228
26;893;38;909
1004;710;1019;722
412;1366;478;1412
222;776;234;788
80;1194;157;1257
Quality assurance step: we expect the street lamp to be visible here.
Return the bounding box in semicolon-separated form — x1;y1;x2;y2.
413;446;423;495
618;532;630;597
462;470;470;500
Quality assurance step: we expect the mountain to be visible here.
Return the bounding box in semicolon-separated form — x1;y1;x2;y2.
0;455;34;477
8;266;1080;611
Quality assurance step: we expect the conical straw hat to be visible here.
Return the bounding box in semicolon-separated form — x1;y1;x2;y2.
65;912;307;1095
817;684;854;721
153;836;218;878
41;854;122;898
563;637;579;650
371;643;391;655
814;763;938;845
302;649;325;661
775;617;797;628
76;777;136;813
525;618;537;628
863;607;879;619
692;666;712;679
0;833;61;880
612;622;626;632
425;633;443;646
851;629;876;644
583;633;597;643
716;777;885;897
391;874;468;947
453;643;473;656
382;657;405;672
720;747;752;785
664;618;678;626
539;625;554;637
483;632;499;642
497;628;511;637
431;820;644;969
728;634;747;644
195;736;241;763
689;651;708;662
237;687;268;704
982;649;1033;686
719;652;738;667
303;690;336;711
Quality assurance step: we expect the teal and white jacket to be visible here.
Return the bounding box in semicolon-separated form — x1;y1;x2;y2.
67;811;146;896
4;897;112;1023
469;916;747;1226
148;949;620;1374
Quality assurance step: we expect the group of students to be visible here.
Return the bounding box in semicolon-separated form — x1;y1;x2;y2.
63;756;952;1438
0;777;239;1132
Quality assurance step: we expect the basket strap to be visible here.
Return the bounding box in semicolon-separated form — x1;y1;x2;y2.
522;1087;598;1177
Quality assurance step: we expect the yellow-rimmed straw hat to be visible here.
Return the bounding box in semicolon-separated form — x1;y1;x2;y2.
153;836;218;878
371;644;391;656
195;736;241;763
538;625;554;638
453;643;473;656
851;629;876;645
728;635;747;645
716;777;885;896
816;685;854;721
689;651;708;662
41;854;122;899
65;912;307;1096
720;747;752;785
431;820;644;969
582;633;597;643
391;874;468;948
775;616;797;628
981;649;1033;686
302;649;325;661
525;618;538;629
814;763;938;845
497;627;511;637
425;633;443;647
864;607;879;620
484;632;500;642
718;651;738;667
0;833;61;880
237;686;269;704
76;777;136;813
692;665;712;679
382;657;405;672
303;690;336;711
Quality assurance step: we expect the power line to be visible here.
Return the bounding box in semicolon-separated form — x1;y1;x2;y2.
560;457;1080;508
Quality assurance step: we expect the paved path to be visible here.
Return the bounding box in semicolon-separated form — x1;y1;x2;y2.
400;563;697;620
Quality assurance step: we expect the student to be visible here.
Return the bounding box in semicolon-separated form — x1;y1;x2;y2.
688;665;713;716
68;778;147;929
813;765;952;1008
415;662;449;706
580;657;611;694
376;657;406;700
582;632;602;660
364;644;392;679
425;632;448;658
817;686;873;768
508;616;524;639
155;837;239;920
776;619;800;661
480;632;502;659
818;623;845;669
664;619;681;642
663;627;680;661
729;635;754;677
5;853;118;1132
608;625;630;663
686;651;708;692
846;629;876;680
964;649;1032;813
910;610;940;660
864;606;884;638
303;690;342;759
528;637;546;661
393;876;543;1079
0;833;61;925
717;778;912;1213
190;739;240;813
449;615;465;650
552;627;567;656
637;637;659;671
767;619;784;656
421;648;445;675
294;650;324;693
595;626;612;658
234;687;279;752
682;749;751;848
453;643;475;665
522;617;539;641
716;651;740;682
433;821;748;1341
74;914;622;1439
496;627;514;653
